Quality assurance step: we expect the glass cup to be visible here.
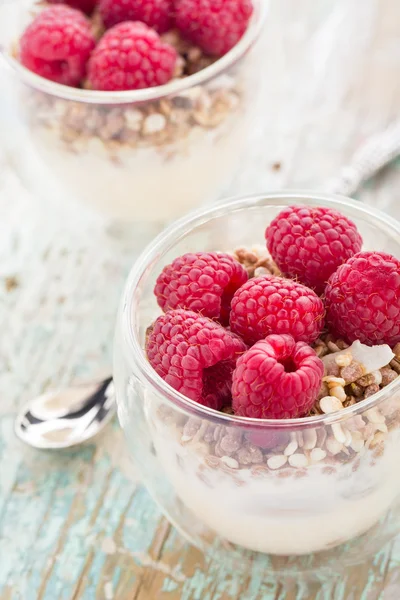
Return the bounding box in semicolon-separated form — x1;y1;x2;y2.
0;0;267;225
114;191;400;580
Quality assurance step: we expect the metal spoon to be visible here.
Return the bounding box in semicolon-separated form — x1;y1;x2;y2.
14;121;400;450
14;378;115;449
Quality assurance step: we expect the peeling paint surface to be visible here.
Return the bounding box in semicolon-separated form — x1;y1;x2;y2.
1;0;400;597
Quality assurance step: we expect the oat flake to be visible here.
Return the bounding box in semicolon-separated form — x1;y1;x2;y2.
267;455;287;470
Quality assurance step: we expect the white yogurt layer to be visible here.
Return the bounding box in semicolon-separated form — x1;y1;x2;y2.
38;125;243;221
148;415;400;556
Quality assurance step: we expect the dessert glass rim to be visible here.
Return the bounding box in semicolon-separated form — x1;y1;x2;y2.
121;189;400;429
1;0;267;105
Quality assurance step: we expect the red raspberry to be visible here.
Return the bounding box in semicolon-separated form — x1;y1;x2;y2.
266;206;363;295
19;6;95;87
229;275;325;346
146;309;246;410
87;22;177;91
175;0;253;57
245;429;289;450
99;0;173;33
232;334;324;419
154;252;248;324
48;0;98;15
325;251;400;347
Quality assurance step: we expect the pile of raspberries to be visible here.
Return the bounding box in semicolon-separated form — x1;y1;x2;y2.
146;205;400;420
18;0;253;90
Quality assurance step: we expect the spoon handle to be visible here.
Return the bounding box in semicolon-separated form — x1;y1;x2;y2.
327;121;400;196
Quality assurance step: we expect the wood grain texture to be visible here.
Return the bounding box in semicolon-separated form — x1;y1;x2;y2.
1;0;400;598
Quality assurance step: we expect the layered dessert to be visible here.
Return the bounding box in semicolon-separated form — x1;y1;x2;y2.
6;0;263;221
140;204;400;556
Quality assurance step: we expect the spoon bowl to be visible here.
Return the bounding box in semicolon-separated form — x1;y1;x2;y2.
15;378;115;450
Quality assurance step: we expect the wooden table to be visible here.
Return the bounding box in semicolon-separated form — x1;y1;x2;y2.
1;0;400;598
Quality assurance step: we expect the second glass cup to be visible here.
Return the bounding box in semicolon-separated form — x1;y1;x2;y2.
0;0;267;224
115;191;400;579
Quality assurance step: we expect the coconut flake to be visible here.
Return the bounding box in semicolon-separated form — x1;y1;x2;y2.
349;341;394;373
324;341;394;376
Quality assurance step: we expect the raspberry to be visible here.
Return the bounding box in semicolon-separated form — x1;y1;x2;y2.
325;251;400;347
154;252;248;324
99;0;173;33
175;0;253;57
266;205;363;295
245;429;289;450
229;275;325;346
146;309;246;410
232;334;324;419
19;6;95;87
87;22;177;91
48;0;98;15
